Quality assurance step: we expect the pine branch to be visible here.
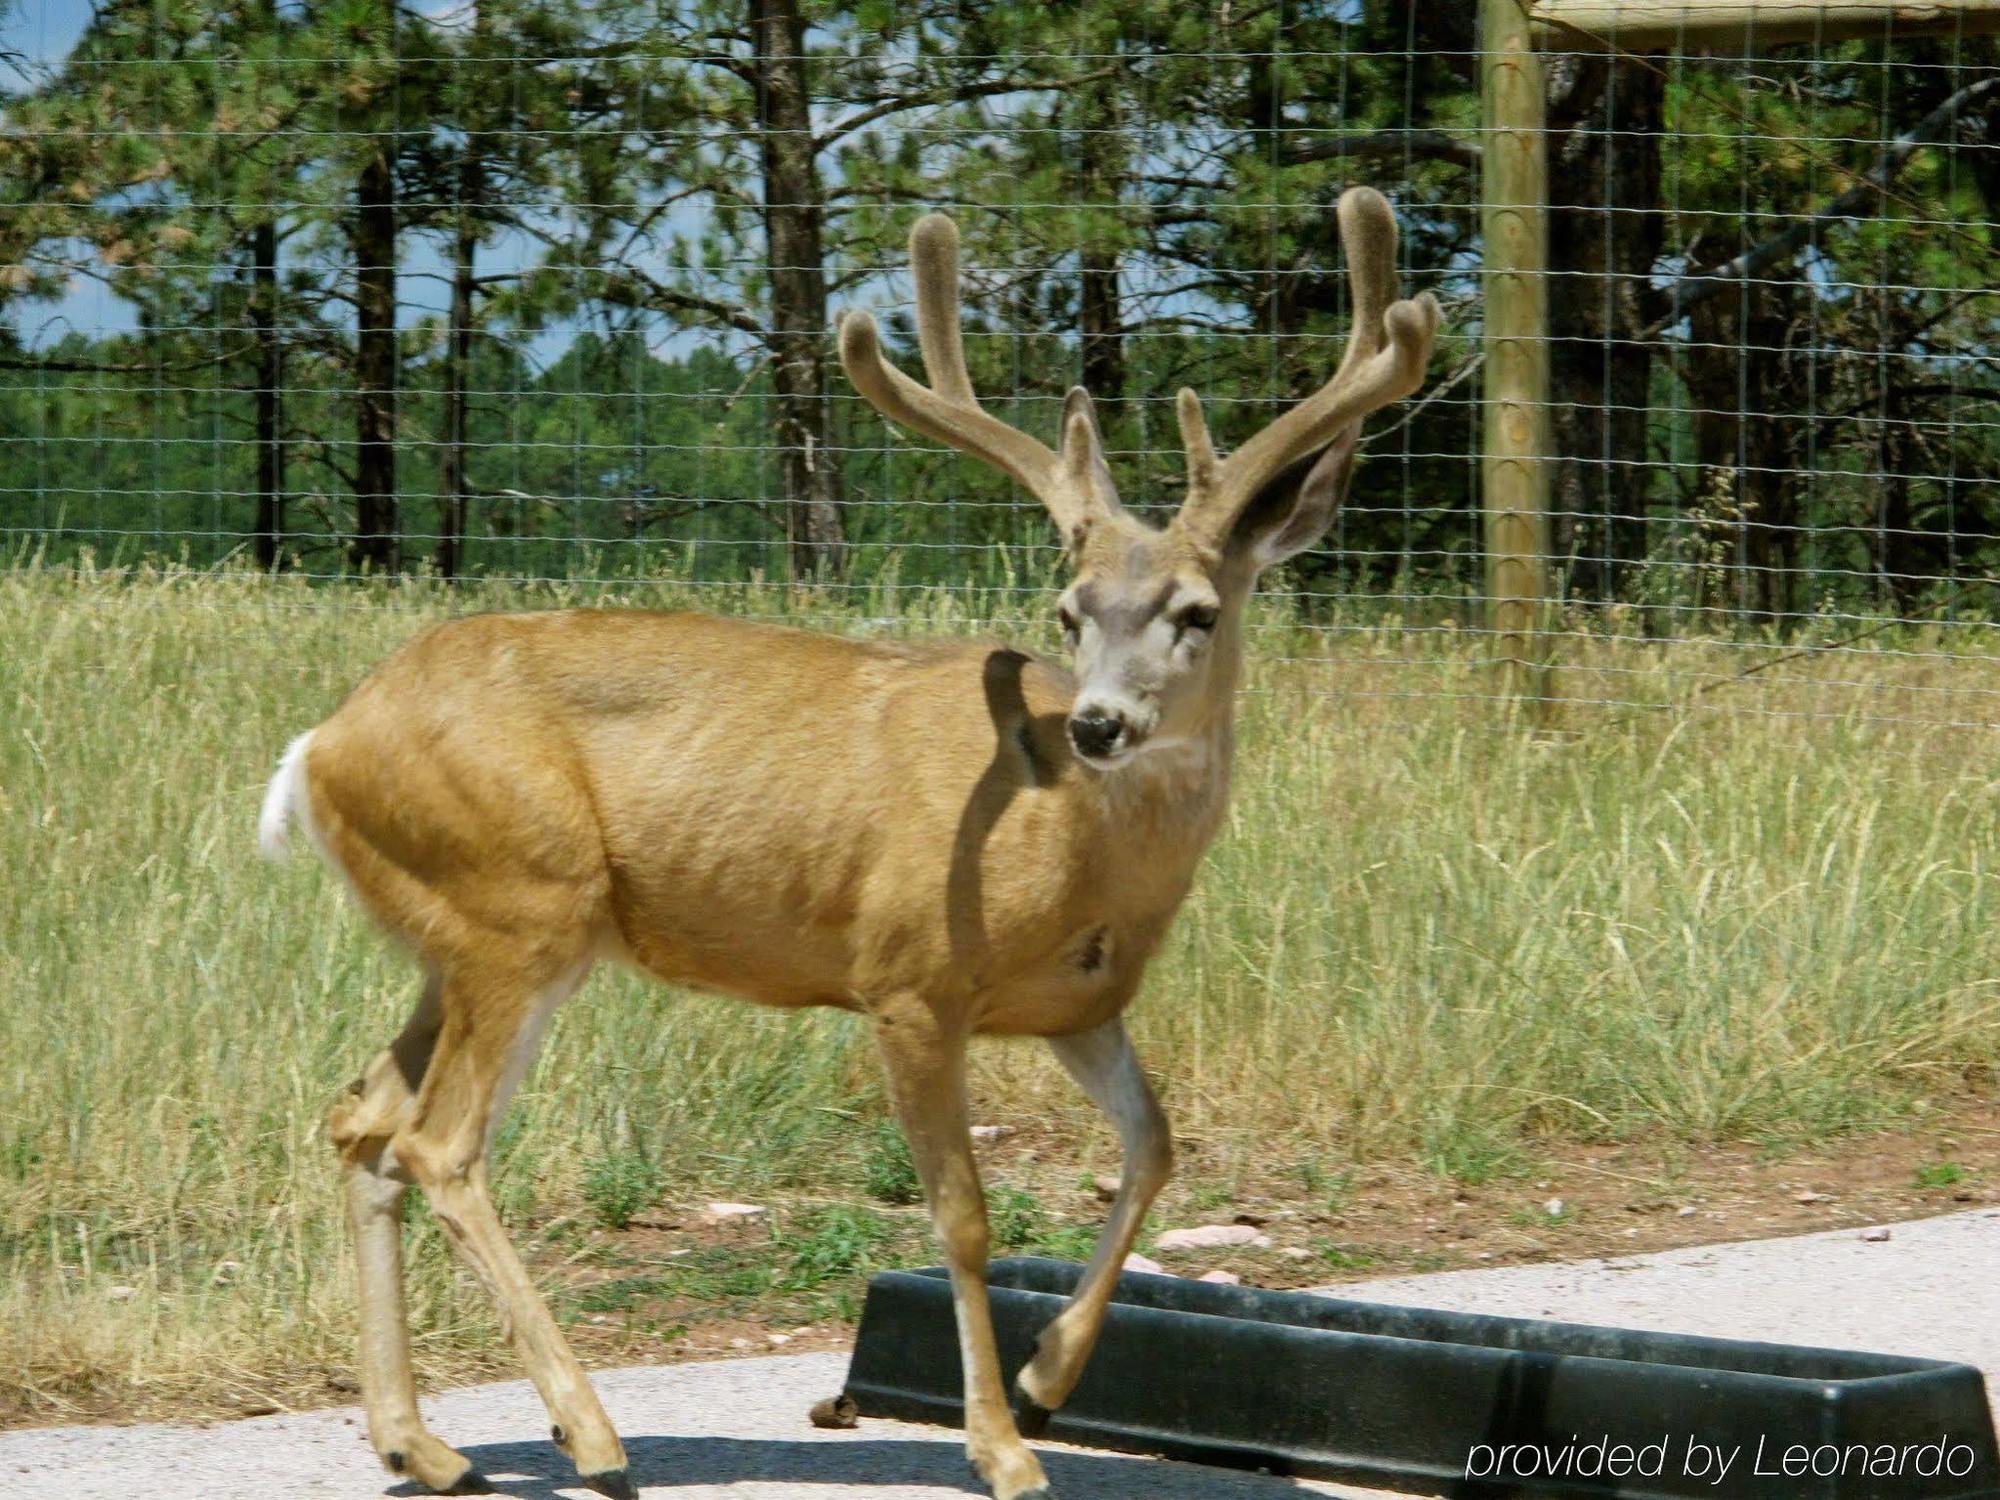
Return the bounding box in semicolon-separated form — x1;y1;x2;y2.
1647;74;2000;337
1280;129;1481;170
0;342;259;373
815;66;1118;152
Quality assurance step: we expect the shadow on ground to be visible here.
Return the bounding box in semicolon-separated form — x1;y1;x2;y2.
394;1433;1313;1498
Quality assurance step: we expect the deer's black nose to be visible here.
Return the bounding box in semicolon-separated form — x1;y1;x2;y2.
1068;711;1125;759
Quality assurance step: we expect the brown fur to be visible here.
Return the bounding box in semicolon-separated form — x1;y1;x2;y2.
308;610;1220;1036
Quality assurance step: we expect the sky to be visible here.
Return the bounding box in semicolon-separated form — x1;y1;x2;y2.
5;0;91;79
3;0;593;360
7;0;135;345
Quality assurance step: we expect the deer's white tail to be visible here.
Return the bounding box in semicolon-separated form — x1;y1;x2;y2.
258;731;317;861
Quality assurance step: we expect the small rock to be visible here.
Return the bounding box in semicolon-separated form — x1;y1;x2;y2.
1676;1206;1698;1218
1122;1252;1166;1275
1093;1175;1122;1202
238;1403;280;1418
105;1285;136;1303
728;1337;752;1349
705;1202;767;1223
1231;1212;1269;1228
767;1332;792;1345
1623;1227;1639;1237
810;1394;860;1430
1793;1190;1832;1204
1279;1247;1311;1261
1544;1198;1566;1217
1476;1252;1494;1260
969;1125;1015;1143
326;1372;360;1394
588;1314;609;1325
211;1259;243;1286
1197;1270;1242;1285
1860;1226;1893;1243
1154;1224;1270;1251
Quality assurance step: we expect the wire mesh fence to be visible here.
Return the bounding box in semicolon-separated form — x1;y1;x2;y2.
3;3;1997;726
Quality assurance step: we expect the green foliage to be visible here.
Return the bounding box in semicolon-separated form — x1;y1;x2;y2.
1421;1126;1530;1188
1296;1160;1356;1214
1030;1222;1102;1262
780;1205;891;1289
1313;1241;1379;1273
861;1119;922;1206
1915;1161;1971;1190
7;4;1998;612
1186;1181;1231;1213
987;1185;1044;1250
582;1151;663;1230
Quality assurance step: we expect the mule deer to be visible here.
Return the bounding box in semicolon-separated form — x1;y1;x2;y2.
258;185;1435;1500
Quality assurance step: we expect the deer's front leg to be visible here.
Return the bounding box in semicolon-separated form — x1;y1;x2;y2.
871;997;1051;1500
1015;1017;1172;1423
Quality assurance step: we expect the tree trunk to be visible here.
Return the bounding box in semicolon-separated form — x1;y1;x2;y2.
1876;414;1916;612
1078;244;1122;409
1547;54;1663;603
750;0;843;578
436;154;478;580
1871;290;1928;612
251;217;283;569
1247;0;1303;382
1685;288;1799;625
351;121;399;573
1075;72;1124;412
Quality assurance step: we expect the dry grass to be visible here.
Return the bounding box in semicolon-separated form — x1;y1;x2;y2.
6;560;2000;1420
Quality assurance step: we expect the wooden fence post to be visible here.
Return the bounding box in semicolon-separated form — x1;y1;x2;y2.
1480;0;1551;701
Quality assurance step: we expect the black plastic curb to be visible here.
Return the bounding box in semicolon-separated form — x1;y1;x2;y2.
841;1257;2000;1498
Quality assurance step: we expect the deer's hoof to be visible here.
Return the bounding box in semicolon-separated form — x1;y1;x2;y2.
580;1467;637;1500
382;1439;485;1495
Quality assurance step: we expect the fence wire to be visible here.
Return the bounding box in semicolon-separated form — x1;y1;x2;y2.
3;4;1997;727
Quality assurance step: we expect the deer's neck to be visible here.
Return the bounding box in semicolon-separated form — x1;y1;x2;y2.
1100;639;1241;862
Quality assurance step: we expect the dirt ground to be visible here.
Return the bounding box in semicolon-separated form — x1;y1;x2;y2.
15;1099;2000;1429
550;1098;2000;1368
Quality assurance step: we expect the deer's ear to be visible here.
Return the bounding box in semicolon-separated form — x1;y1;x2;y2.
1239;427;1361;570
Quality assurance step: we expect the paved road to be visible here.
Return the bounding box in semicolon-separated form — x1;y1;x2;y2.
7;1209;1996;1499
1321;1206;2000;1381
0;1352;1366;1500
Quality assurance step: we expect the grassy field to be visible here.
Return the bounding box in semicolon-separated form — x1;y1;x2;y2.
7;560;2000;1424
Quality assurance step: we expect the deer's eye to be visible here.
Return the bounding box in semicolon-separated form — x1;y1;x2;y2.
1174;603;1220;637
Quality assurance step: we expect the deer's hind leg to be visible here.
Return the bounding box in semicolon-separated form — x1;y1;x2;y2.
387;952;633;1499
328;975;486;1493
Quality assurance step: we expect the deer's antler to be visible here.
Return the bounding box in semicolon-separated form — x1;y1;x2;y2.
839;213;1117;538
1175;186;1439;550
